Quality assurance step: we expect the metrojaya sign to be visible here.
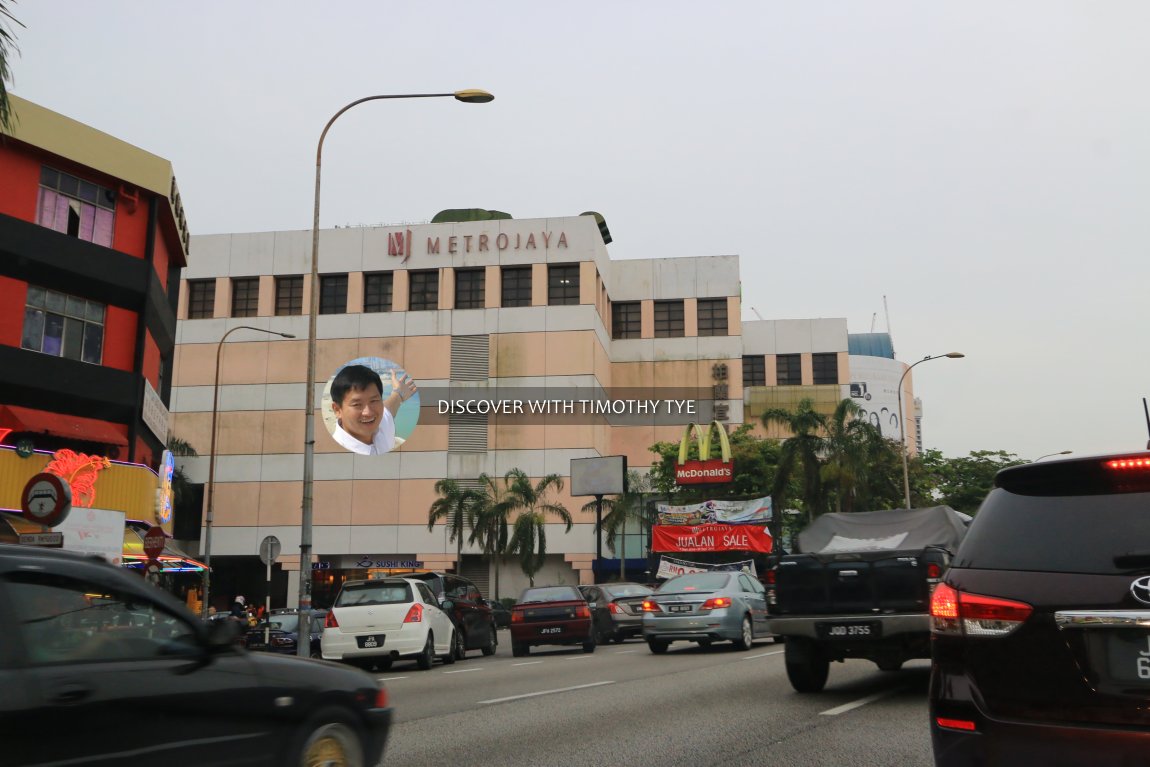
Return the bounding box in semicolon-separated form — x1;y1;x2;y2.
674;421;733;485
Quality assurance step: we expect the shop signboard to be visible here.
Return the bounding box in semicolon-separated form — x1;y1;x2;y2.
673;421;733;485
54;507;126;565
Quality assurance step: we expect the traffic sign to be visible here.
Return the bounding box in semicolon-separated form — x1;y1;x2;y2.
21;473;72;527
259;535;281;566
143;525;166;561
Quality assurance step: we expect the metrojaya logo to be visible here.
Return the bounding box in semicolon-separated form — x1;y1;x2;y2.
674;421;733;485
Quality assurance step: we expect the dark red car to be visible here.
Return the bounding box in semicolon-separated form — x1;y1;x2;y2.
930;452;1150;765
510;585;595;657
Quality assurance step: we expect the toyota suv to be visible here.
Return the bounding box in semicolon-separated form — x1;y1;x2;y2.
930;452;1150;765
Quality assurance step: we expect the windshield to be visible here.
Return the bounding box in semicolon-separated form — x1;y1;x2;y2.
518;586;582;603
336;582;412;606
605;584;652;598
656;572;731;592
258;614;300;632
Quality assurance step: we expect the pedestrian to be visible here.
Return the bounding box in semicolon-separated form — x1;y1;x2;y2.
231;595;247;621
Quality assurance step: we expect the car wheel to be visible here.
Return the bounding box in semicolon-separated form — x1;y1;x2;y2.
481;624;498;656
647;638;669;654
583;634;596;653
697;639;713;649
612;630;625;644
512;642;529;657
453;629;467;660
289;708;365;767
733;616;753;651
784;638;829;693
416;632;435;670
441;630;457;665
876;659;903;672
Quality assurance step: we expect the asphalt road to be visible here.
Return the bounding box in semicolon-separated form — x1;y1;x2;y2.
374;631;934;766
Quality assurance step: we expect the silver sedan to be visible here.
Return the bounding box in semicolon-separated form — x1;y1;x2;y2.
641;571;770;653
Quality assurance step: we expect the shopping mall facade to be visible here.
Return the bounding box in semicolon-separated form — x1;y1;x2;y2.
172;211;917;608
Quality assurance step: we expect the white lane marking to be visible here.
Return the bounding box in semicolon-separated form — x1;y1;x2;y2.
613;649;641;654
479;680;615;705
442;667;483;674
564;655;593;661
742;650;785;660
378;676;409;682
512;661;544;667
820;688;902;716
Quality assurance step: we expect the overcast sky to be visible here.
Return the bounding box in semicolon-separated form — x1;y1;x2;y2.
9;2;1149;461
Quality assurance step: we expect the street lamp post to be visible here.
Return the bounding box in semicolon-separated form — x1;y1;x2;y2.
1033;450;1072;462
203;325;295;619
898;352;964;509
297;90;494;655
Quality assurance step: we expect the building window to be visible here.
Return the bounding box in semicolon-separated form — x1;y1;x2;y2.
743;355;765;387
548;264;580;306
319;274;348;315
363;272;393;313
812;352;839;384
37;167;116;248
777;354;802;385
275;276;303;316
697;298;728;337
22;286;105;364
501;266;532;307
454;268;485;310
187;280;216;319
230;277;259;318
409;270;439;311
653;300;685;338
612;302;641;340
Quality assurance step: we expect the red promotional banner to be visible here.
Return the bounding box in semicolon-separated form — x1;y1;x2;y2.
652;524;773;554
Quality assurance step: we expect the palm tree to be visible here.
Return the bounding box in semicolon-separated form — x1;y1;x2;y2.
501;469;573;586
0;2;23;134
818;398;877;513
580;469;653;581
427;478;483;570
760;398;829;518
469;472;515;599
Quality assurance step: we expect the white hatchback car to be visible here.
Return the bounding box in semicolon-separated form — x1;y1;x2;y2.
321;577;456;671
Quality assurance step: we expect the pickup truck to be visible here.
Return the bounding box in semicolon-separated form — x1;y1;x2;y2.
767;506;970;692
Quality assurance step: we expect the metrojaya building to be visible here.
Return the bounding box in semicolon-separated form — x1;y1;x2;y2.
171;211;915;610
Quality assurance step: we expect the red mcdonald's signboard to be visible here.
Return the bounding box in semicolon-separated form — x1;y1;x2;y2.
674;421;733;485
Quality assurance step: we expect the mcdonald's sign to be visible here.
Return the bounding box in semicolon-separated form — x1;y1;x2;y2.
674;421;733;485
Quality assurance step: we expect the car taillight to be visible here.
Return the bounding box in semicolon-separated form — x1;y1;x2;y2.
608;602;625;614
935;717;976;732
1105;456;1150;471
404;603;423;623
642;599;662;613
325;611;339;629
926;563;942;580
765;570;776;585
930;583;1032;637
511;609;524;623
576;604;590;619
700;597;732;610
375;687;389;708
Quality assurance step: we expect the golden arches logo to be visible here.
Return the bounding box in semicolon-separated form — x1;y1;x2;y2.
677;421;732;465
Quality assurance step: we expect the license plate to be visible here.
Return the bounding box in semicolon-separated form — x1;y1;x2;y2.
816;621;881;639
1105;631;1150;684
540;627;563;635
356;634;384;649
668;604;692;613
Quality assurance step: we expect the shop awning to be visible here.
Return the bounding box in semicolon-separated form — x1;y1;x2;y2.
0;405;128;446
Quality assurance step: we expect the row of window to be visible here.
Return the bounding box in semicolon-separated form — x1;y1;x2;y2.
187;264;580;319
609;298;728;339
742;353;839;386
37;167;117;248
21;286;106;365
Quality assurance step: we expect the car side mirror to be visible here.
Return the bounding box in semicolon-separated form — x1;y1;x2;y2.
440;598;454;611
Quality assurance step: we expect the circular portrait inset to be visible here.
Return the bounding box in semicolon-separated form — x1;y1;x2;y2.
321;357;420;455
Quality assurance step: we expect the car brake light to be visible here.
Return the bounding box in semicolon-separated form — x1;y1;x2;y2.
608;602;624;614
765;570;776;585
700;597;732;610
926;563;942;580
511;609;524;623
931;583;1032;637
404;603;423;623
1105;456;1150;471
576;604;590;619
325;611;339;629
935;717;976;732
375;687;389;708
642;599;662;613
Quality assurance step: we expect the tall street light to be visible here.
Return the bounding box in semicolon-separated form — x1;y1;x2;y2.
298;90;494;654
203;325;296;619
1034;450;1072;462
898;352;964;509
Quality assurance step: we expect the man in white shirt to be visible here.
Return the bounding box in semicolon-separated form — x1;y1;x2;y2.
329;364;416;455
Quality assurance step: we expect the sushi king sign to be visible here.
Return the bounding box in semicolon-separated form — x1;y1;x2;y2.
674;421;733;485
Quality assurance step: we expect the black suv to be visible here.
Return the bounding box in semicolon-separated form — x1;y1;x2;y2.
405;572;498;658
930;452;1150;765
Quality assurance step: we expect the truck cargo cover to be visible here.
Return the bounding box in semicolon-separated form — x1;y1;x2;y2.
796;506;970;555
